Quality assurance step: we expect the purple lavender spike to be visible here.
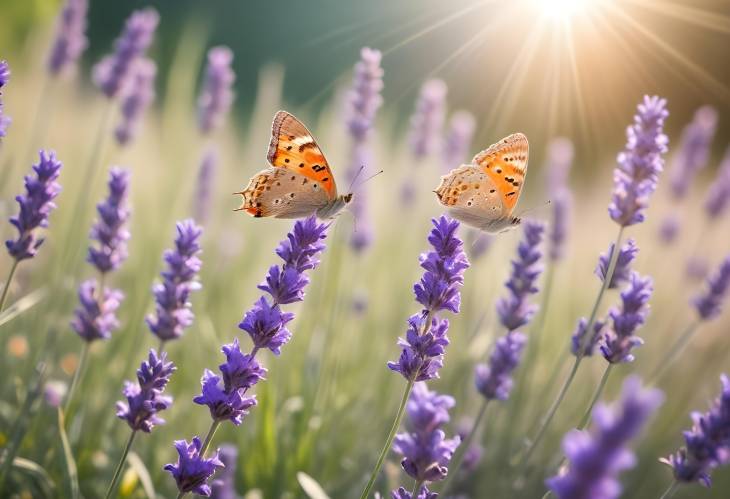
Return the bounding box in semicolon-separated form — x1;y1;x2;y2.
114;58;156;146
93;8;159;99
116;349;175;432
608;96;668;227
692;256;730;321
546;138;574;261
546;376;663;499
600;272;653;364
0;60;9;139
661;374;730;487
48;0;88;76
198;46;236;135
668;106;718;200
475;332;527;401
441;111;475;169
88;168;131;273
345;47;384;252
409;79;447;159
392;383;461;483
164;437;224;497
71;280;124;342
704;147;730;221
6;151;62;260
193;147;218;225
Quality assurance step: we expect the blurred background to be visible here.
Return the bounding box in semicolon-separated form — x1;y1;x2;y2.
1;1;730;498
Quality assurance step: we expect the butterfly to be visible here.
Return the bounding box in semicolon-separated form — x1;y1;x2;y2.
236;111;352;219
435;133;529;233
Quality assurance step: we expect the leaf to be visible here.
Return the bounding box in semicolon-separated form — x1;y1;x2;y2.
297;471;330;499
57;408;79;499
0;287;48;327
10;457;55;496
126;451;156;499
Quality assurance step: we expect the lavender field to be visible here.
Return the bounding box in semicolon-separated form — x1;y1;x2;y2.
1;1;730;498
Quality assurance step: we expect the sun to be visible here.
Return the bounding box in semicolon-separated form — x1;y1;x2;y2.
532;0;604;21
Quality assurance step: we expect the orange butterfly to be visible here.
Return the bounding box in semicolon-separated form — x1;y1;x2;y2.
236;111;352;219
435;133;529;233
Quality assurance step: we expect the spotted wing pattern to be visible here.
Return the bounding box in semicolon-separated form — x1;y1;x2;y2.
267;111;337;198
471;133;529;213
236;167;330;218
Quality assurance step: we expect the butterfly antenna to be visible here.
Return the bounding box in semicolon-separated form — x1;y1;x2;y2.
347;165;366;193
353;169;384;191
516;199;552;218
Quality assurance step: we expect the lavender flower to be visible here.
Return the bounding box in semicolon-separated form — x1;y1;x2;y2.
6;151;62;261
608;95;668;227
346;47;384;142
546;376;663;499
211;444;238;499
496;221;545;331
164;437;224;497
116;349;175;432
546;138;574;193
193;370;257;425
389;217;469;381
71;280;124;342
88;168;130;273
345;47;383;252
0;60;8;87
47;0;88;76
193;148;218;224
661;374;730;487
600;272;653;363
475;332;527;401
409;79;447;159
198;46;236;135
193;340;263;425
704;147;730;221
391;486;438;499
692;256;730;321
239;216;329;353
441;110;475;169
594;239;638;290
686;256;709;282
392;383;461;483
0;60;10;138
571;317;607;357
668;106;718;200
146;220;203;342
114;58;156;146
93;8;159;99
546;138;574;261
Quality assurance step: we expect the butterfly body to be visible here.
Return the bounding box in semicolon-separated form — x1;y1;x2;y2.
435;133;528;233
237;111;352;220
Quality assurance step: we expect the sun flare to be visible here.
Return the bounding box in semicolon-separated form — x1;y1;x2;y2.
532;0;604;21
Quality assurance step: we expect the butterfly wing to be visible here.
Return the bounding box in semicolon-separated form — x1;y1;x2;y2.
435;165;504;229
267;111;338;199
472;132;529;214
237;167;330;219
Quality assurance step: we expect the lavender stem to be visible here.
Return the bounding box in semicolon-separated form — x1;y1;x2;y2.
411;479;424;497
519;226;625;470
577;364;614;430
359;377;416;499
63;341;90;416
104;429;137;499
659;481;679;499
440;399;489;495
200;420;221;457
647;320;700;385
0;260;19;312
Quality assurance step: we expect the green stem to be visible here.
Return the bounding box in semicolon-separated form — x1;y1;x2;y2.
158;338;165;355
577;364;614;430
0;360;49;494
200;420;221;457
647;321;700;385
659;480;679;499
518;226;624;469
411;479;423;497
359;377;416;499
440;399;489;496
0;260;19;313
64;341;90;417
104;430;137;499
